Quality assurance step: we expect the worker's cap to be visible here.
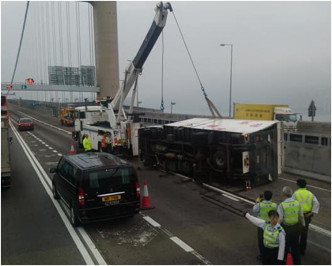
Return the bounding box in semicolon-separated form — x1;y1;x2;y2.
296;179;306;188
282;186;293;197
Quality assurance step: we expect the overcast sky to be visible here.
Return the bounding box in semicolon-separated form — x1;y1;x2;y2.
1;1;331;120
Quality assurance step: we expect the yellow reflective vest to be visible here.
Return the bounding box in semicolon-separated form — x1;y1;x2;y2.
294;188;313;213
259;201;277;221
83;137;92;151
281;200;300;225
263;223;283;248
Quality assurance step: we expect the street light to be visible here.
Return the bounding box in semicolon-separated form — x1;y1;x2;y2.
220;43;233;118
171;101;176;114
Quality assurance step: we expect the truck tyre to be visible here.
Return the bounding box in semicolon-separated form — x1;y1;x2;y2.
52;183;60;199
211;150;226;170
70;204;79;227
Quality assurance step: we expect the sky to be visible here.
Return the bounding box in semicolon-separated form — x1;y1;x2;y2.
1;1;331;121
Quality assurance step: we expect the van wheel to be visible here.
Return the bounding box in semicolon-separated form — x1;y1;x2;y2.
52;183;60;199
70;205;79;227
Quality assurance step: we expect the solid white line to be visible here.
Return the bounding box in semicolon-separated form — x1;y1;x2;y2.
203;183;254;205
143;216;161;228
11;122;107;264
309;224;331;237
307;239;331;253
279;177;331;192
222;194;239;202
170;236;194;252
77;228;107;265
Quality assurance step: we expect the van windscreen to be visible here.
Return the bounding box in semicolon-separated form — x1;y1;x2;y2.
85;167;136;190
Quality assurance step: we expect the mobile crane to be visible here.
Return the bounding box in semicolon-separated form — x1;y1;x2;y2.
73;2;173;156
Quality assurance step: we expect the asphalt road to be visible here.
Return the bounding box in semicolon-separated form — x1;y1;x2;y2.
2;103;330;265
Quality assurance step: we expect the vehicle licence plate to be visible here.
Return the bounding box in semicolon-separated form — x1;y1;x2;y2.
102;195;121;202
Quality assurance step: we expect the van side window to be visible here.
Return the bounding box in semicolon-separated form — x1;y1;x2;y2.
59;161;75;185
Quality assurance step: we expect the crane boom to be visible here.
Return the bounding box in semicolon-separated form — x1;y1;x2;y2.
111;2;173;113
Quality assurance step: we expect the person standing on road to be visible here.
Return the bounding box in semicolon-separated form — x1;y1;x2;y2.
293;179;320;255
244;210;286;265
253;190;277;261
83;133;92;152
277;186;305;265
101;133;109;152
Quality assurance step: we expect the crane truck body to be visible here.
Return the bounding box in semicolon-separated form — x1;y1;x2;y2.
72;2;173;156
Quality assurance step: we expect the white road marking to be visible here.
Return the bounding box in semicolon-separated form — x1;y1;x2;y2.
143;216;161;228
10;121;105;265
170;236;194;252
279;177;331;192
309;224;331;237
222;193;239;201
58;153;62;156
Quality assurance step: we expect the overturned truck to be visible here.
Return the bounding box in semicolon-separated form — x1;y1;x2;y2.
139;118;281;187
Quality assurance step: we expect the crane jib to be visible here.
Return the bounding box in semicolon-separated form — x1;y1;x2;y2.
132;21;164;70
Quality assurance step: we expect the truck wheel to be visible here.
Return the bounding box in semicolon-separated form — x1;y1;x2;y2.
212;150;226;170
70;204;79;227
52;183;60;199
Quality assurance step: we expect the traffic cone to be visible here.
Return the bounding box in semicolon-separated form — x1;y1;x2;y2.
286;253;293;265
141;180;154;210
70;142;76;155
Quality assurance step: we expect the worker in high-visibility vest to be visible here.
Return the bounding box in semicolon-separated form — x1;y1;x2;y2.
292;179;320;256
253;190;277;261
244;210;286;265
277;186;305;265
83;133;92;152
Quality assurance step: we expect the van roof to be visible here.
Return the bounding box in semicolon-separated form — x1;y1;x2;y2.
64;152;130;171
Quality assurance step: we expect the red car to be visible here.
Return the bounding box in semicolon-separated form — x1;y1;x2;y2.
18;118;34;131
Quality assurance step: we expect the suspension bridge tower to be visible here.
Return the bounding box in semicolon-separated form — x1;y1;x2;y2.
89;1;119;99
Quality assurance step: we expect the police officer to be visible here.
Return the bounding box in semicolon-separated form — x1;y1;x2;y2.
277;186;305;265
253;190;277;261
244;210;286;265
293;179;320;255
83;133;92;152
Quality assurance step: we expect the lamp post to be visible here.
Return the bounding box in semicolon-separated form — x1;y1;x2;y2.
171;101;176;114
220;43;233;118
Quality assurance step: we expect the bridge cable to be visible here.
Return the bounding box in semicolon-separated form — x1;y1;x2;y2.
58;2;64;67
41;3;47;83
88;4;93;66
46;2;51;68
171;11;222;118
160;31;165;112
51;2;57;66
32;3;39;83
66;2;72;67
76;2;82;85
11;1;30;84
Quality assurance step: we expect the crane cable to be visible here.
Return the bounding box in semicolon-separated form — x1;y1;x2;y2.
11;1;30;84
171;11;222;118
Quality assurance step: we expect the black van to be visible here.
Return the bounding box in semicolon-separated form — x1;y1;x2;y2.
50;152;141;226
